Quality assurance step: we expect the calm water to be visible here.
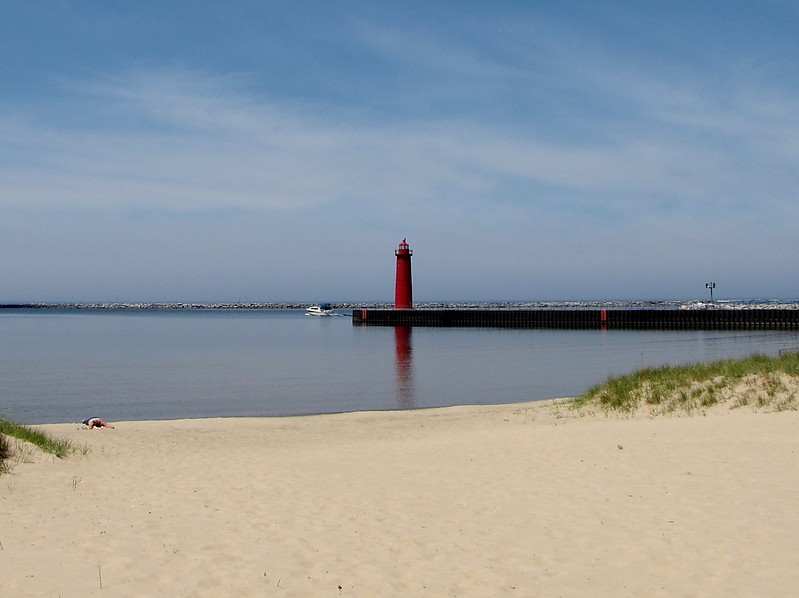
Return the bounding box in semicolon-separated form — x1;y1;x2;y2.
2;309;798;424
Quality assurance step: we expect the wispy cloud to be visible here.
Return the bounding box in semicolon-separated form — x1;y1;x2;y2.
3;53;797;225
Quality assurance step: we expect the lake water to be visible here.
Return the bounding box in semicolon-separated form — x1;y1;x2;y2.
2;309;798;424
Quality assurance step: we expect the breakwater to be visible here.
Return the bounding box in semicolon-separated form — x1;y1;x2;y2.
352;309;799;330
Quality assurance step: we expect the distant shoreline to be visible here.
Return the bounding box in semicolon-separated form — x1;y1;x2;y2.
3;299;799;310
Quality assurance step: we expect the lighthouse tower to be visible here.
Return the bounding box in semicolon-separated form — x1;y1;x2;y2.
394;239;413;309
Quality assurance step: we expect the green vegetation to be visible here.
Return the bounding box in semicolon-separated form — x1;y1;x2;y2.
570;353;799;415
0;417;77;464
0;433;11;473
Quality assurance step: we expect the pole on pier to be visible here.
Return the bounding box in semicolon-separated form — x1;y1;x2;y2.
706;282;716;302
394;239;413;309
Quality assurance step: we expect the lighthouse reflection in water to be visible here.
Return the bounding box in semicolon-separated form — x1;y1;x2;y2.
394;326;416;409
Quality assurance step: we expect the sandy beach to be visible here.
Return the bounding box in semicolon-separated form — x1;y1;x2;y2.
2;400;798;597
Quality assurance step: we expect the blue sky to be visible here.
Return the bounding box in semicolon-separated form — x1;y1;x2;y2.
2;1;798;302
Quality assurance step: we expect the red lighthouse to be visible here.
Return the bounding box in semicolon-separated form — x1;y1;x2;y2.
394;239;413;309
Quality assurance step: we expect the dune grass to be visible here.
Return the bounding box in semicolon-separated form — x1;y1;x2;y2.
570;352;799;415
0;418;77;462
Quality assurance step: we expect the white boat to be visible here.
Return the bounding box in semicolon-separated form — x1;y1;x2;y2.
306;303;334;316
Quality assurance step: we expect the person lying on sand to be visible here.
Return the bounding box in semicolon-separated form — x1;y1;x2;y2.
83;417;114;429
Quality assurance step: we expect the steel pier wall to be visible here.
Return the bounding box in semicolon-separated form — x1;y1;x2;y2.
352;309;799;330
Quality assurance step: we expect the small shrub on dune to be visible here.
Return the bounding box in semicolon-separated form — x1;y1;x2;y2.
0;433;11;473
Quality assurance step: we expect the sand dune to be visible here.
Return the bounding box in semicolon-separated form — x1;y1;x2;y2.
2;401;798;597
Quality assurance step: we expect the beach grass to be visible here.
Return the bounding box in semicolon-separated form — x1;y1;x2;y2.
570;352;799;415
0;417;78;464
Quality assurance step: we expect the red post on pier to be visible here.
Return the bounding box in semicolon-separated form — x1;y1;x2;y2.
394;239;413;309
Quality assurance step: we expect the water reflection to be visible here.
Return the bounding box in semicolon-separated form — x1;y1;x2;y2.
394;326;416;409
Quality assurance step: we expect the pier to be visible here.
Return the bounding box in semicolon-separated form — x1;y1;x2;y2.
352;308;799;330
